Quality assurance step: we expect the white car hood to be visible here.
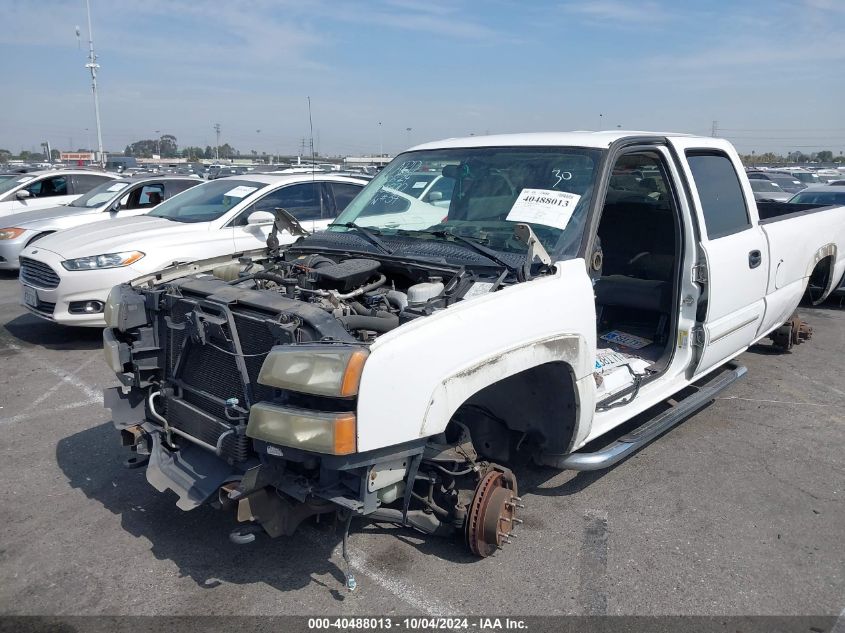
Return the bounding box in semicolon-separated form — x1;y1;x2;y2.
9;204;102;230
33;215;214;259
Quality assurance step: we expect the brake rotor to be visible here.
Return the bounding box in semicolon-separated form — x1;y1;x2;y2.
465;469;521;557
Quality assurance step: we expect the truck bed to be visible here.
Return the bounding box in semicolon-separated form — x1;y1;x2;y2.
756;200;837;222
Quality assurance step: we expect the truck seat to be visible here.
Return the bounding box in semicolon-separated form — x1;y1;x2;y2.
594;275;671;314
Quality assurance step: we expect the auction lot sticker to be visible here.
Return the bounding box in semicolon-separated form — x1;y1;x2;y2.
506;188;580;230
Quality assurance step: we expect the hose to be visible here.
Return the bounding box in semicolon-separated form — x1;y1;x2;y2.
385;290;408;311
338;313;399;333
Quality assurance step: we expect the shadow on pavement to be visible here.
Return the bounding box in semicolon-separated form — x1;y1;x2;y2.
3;314;104;351
56;421;353;596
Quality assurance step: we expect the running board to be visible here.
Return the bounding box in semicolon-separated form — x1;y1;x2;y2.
537;362;747;471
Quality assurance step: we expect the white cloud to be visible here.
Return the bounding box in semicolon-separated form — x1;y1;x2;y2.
561;0;671;25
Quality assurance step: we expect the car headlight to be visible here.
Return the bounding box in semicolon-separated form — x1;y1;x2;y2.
258;345;368;397
247;404;356;455
61;251;145;271
0;227;25;240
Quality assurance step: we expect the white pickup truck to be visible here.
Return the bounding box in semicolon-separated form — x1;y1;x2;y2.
103;132;845;574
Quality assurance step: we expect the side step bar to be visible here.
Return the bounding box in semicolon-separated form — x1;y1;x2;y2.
537;362;747;471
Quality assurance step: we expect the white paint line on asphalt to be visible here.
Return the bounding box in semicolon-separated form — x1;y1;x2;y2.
0;397;100;426
30;355;99;408
6;342;101;401
302;527;455;616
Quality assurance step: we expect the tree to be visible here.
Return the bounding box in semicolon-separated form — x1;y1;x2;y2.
219;143;236;159
125;134;178;158
181;146;205;161
0;149;10;163
159;134;178;158
816;150;833;163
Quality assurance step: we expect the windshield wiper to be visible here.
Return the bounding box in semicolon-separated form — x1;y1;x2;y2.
328;222;393;254
396;228;517;273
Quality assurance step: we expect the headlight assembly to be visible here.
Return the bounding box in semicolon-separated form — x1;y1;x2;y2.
258;345;368;397
247;404;357;455
61;251;145;271
0;227;25;240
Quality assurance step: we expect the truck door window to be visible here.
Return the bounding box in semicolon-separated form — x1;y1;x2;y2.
686;152;750;239
127;184;166;209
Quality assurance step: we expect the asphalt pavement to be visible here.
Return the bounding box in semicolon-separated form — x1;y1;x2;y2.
0;271;843;617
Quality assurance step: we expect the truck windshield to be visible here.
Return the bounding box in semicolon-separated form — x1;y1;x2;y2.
331;146;602;257
148;179;264;223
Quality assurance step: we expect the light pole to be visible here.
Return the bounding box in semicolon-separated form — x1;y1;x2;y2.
406;127;412;148
83;0;105;167
155;129;160;157
214;123;221;161
378;121;383;157
598;113;603;131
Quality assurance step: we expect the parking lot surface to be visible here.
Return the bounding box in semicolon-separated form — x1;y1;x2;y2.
0;271;843;616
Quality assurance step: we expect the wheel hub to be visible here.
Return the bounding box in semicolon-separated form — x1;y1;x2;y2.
466;469;522;557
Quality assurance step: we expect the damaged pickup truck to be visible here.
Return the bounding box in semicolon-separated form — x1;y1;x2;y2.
104;132;845;571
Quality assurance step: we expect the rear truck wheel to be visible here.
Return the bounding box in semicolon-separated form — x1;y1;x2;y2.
465;468;522;557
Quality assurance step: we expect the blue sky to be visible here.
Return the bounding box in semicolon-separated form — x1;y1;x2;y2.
1;0;844;157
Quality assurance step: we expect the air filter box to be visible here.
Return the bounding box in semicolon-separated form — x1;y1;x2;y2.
314;258;381;292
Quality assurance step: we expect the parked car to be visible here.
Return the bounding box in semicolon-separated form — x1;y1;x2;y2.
0;176;200;271
101;132;845;566
746;170;806;193
781;168;821;187
786;185;845;206
207;166;246;180
748;178;791;202
18;174;367;326
0;170;117;219
827;180;845;186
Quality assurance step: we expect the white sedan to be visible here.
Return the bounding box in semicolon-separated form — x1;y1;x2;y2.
0;170;118;218
18;173;368;327
0;176;200;270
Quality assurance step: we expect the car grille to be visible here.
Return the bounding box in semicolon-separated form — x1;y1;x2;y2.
161;298;281;463
20;258;60;289
29;299;56;316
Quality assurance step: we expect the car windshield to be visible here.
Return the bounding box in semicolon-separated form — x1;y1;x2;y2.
793;172;820;184
148;179;264;223
68;180;131;208
750;180;784;192
788;191;845;205
331;146;602;256
0;174;35;196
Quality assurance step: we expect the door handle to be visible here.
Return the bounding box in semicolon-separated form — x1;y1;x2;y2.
748;250;762;269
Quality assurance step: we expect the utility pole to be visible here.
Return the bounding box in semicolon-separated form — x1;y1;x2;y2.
214;123;221;161
82;0;105;167
307;96;316;166
711;120;718;137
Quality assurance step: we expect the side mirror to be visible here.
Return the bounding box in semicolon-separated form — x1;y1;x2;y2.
15;190;30;200
427;191;443;203
246;210;275;226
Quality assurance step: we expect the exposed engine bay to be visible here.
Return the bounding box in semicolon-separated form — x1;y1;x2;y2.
104;245;527;587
